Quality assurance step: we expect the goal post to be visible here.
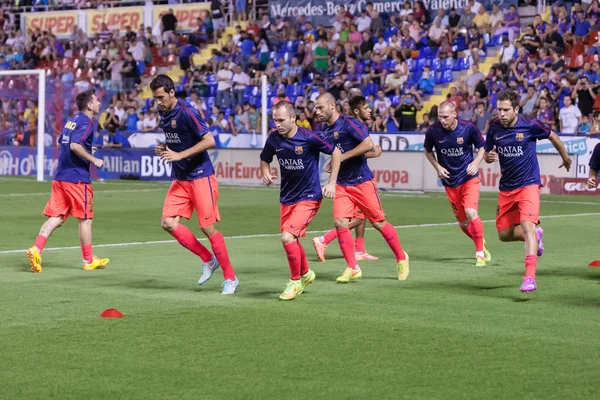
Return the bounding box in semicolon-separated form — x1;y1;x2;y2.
0;69;46;182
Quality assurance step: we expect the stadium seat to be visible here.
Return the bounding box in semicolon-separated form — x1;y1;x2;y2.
206;97;216;107
443;58;455;71
568;54;584;70
285;83;298;97
419;47;433;59
572;42;586;55
441;70;453;83
414;58;428;71
456;57;470;70
431;58;443;72
364;82;378;96
391;95;401;106
207;74;216;83
208;83;217;97
588;30;600;45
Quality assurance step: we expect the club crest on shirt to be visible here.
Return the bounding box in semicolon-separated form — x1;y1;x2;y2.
171;120;177;128
516;133;524;141
457;137;464;144
295;146;303;155
333;131;339;139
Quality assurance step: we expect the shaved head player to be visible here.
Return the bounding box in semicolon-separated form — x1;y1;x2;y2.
424;100;491;266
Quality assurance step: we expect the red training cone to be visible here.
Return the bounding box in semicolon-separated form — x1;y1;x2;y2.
589;261;600;267
100;308;123;318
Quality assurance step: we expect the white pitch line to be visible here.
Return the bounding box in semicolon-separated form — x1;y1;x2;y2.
1;212;599;256
0;188;166;197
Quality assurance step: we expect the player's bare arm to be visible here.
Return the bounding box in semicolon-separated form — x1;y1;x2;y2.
424;149;450;179
161;132;216;162
547;131;572;171
323;148;342;198
365;145;382;159
70;142;103;168
588;168;598;189
260;160;276;186
467;147;485;176
340;136;375;162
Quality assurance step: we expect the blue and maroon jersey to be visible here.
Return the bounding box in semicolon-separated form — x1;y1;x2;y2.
260;127;334;205
485;117;551;191
423;120;485;188
590;143;600;172
322;115;374;187
54;113;96;184
158;99;214;181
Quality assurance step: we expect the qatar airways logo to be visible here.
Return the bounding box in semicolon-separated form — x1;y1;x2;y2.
165;132;181;144
441;148;464;157
497;146;524;157
279;158;304;170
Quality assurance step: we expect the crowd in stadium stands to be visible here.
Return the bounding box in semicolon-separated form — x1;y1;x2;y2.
2;0;600;148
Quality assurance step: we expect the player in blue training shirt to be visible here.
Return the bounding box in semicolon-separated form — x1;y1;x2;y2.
312;95;383;263
484;90;572;293
424;100;491;267
27;89;109;273
588;143;600;189
150;74;239;295
260;101;342;300
315;92;409;283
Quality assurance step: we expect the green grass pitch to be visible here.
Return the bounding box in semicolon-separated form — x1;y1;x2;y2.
1;177;600;399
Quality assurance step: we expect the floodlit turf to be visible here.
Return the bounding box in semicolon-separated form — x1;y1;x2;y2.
1;176;600;399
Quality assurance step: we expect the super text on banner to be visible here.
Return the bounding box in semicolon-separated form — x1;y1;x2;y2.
24;10;78;38
87;7;144;35
152;3;211;33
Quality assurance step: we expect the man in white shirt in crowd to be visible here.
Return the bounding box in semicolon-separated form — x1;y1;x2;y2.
559;95;582;134
231;64;250;108
216;61;233;109
355;9;372;33
373;89;391;116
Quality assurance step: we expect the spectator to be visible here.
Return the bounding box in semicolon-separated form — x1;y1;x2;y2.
458;98;474;121
313;38;329;76
140;111;159;132
373;89;391;116
495;4;521;43
473;102;490;132
473;6;490;32
101;125;131;148
520;85;538;117
384;67;405;96
489;5;505;36
428;19;447;48
459;5;475;28
433;9;449;27
211;0;226;40
572;77;596;117
559;95;582;134
521;25;541;56
356;9;372;33
161;8;177;45
448;8;461;29
398;93;419;131
179;43;200;71
121;52;138;91
236;0;247;22
415;66;435;95
418;113;431;132
296;111;311;129
247;103;260;132
123;107;139;131
577;115;592;135
216;61;233;109
231;65;250;108
537;97;555;130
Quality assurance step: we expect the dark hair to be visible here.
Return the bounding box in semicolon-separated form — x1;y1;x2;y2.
497;90;520;108
272;100;296;116
349;96;368;113
149;74;175;93
76;89;95;112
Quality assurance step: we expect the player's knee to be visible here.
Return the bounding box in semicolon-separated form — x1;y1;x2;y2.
459;220;469;229
334;218;349;229
281;231;296;245
371;219;386;230
497;230;511;242
465;208;478;221
161;218;177;232
200;225;217;237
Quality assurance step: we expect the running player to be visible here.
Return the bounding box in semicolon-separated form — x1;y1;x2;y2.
27;89;109;273
260;101;342;300
312;95;382;262
484;90;572;292
587;143;599;189
151;75;239;295
424;100;491;266
315;93;409;283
